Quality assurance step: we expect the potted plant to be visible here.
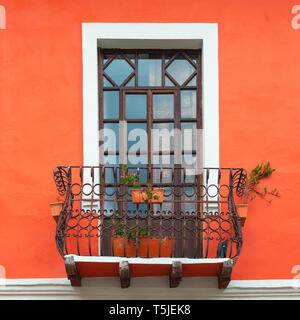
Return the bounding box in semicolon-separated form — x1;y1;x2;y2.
131;184;164;204
121;165;164;203
109;213;173;257
49;196;64;222
236;161;280;226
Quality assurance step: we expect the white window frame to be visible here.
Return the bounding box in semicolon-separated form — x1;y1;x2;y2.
82;23;219;170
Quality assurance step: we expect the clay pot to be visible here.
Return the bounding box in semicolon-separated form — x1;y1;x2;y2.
111;236;174;257
49;202;63;222
235;204;248;226
131;189;164;204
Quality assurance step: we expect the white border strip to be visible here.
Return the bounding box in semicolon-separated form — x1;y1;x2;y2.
82;23;219;167
1;278;300;300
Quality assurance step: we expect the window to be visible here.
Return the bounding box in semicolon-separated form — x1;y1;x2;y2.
81;23;220;215
82;23;219;172
99;49;201;169
98;49;204;257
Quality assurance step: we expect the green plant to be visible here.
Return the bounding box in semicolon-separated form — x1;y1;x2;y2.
121;165;159;202
142;184;159;201
108;212;156;245
246;161;280;203
121;165;141;189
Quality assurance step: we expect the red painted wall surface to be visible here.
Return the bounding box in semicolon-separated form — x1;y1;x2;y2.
0;0;299;280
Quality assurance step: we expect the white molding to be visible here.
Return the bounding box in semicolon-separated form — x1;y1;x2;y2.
82;23;219;168
1;278;300;300
68;254;229;265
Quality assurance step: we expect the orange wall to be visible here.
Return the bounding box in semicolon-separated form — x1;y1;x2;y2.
0;0;299;280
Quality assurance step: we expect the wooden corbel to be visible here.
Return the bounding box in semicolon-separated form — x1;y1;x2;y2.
119;261;130;288
218;259;233;289
64;255;81;287
169;261;182;288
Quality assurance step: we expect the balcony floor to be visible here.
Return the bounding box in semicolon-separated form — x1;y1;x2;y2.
64;254;233;289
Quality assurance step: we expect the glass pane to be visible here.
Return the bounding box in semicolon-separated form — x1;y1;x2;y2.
187;75;197;86
103;123;119;151
166;56;195;85
181;122;197;151
181;154;197;177
104;55;134;86
103;77;113;87
103;155;119;167
181;167;195;183
126;94;147;119
103;187;119;216
152;154;174;169
138;53;162;86
105;159;119;184
181;90;197;119
153;94;174;119
165;76;175;87
181;186;196;212
153;165;174;184
104;165;120;184
127;122;147;152
153;122;174;152
127;153;148;166
125;76;135;87
125;53;135;64
103;53;114;65
126;161;148;183
103;91;119;119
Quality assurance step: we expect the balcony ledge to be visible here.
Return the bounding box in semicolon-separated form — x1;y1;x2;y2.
64;254;233;289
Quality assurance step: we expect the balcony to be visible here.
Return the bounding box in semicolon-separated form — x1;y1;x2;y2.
53;166;247;288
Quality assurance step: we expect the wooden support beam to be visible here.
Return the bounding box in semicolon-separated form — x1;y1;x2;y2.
119;261;130;288
218;259;233;289
64;255;81;287
169;261;182;288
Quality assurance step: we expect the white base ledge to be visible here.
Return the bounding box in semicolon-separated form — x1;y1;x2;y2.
67;254;230;265
1;278;300;300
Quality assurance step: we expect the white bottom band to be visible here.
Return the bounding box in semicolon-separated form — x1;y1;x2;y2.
1;277;300;300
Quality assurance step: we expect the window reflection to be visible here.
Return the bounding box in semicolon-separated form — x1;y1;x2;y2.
166;57;195;86
126;94;147;119
103;91;119;119
153;94;174;119
181;90;197;119
103;123;119;151
181;122;197;151
104;54;133;86
153;123;174;152
138;53;162;86
127;122;148;152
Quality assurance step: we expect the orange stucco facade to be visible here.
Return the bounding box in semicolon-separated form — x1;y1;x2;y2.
0;0;299;281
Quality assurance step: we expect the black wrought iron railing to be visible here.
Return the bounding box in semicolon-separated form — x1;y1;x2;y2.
53;166;247;264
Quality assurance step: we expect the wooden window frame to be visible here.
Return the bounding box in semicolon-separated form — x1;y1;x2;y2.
98;48;202;168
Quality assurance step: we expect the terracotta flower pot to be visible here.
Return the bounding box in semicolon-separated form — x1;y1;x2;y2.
131;189;164;204
49;202;63;222
111;236;174;258
235;204;248;226
138;237;174;258
111;236;137;257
